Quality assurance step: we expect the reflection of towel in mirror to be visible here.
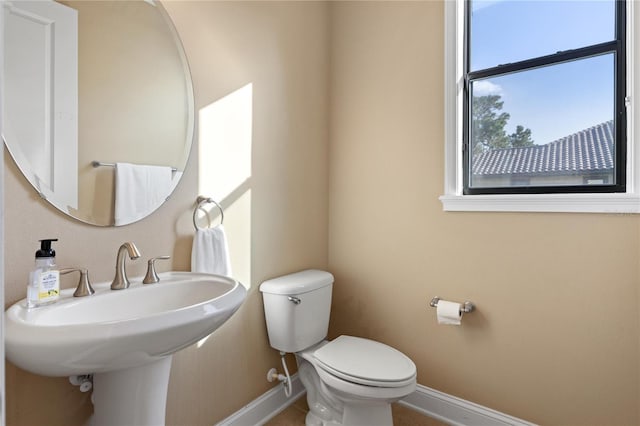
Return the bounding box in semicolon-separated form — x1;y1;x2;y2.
114;162;173;226
191;225;232;277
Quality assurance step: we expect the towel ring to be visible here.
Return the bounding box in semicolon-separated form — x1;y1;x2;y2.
193;196;224;231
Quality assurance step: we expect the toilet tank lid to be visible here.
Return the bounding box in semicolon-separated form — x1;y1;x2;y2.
260;269;334;295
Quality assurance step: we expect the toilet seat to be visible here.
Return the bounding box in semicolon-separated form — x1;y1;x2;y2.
312;336;416;388
314;363;417;400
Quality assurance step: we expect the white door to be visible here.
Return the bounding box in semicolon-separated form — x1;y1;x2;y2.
3;0;78;210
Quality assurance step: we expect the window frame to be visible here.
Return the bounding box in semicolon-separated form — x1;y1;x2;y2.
441;0;638;213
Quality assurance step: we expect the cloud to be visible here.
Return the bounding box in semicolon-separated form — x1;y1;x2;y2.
473;80;503;96
472;0;504;13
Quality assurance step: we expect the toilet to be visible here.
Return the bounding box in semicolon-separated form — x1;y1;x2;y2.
260;270;417;426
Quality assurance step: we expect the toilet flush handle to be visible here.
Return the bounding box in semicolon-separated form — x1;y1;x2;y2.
288;296;301;305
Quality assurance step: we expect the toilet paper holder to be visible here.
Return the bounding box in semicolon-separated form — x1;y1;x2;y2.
429;297;475;314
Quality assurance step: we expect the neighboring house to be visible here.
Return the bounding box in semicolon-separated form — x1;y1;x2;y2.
472;120;614;188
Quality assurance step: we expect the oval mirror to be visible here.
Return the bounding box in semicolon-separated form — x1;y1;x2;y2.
2;0;194;226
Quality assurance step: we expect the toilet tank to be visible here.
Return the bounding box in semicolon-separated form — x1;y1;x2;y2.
260;270;334;353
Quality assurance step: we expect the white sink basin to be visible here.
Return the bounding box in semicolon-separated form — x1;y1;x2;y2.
5;271;246;377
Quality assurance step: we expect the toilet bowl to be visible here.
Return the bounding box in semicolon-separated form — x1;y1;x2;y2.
297;337;416;425
260;270;417;426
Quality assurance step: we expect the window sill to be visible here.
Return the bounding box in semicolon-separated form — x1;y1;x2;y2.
439;193;640;213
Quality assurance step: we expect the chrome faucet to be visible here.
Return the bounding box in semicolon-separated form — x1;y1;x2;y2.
111;242;141;290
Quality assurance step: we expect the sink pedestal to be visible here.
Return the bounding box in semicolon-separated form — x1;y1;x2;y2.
90;356;173;426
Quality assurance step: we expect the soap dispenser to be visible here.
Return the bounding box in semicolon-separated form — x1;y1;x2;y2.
27;239;60;308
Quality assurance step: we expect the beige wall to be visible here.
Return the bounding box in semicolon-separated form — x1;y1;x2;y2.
5;2;640;426
328;2;639;426
4;1;329;425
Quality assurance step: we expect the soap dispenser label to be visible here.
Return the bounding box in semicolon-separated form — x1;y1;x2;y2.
38;270;60;302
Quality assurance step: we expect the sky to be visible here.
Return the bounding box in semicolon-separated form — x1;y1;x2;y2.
470;0;616;145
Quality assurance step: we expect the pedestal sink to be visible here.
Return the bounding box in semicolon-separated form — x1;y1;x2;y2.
5;271;247;425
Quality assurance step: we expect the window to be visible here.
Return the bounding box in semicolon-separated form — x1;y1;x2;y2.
465;0;625;195
441;0;639;213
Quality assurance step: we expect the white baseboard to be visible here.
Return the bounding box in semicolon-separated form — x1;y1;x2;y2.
215;375;536;426
399;384;537;426
215;373;306;426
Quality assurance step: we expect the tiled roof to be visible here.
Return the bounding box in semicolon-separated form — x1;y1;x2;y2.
472;121;614;176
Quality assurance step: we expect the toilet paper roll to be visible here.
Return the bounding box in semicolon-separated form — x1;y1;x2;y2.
437;300;462;325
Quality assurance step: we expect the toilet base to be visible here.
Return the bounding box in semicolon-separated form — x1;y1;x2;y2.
297;352;398;426
342;403;393;426
304;400;393;426
306;411;330;426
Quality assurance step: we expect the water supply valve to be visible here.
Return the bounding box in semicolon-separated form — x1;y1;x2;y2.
267;368;287;383
267;352;293;397
69;374;93;393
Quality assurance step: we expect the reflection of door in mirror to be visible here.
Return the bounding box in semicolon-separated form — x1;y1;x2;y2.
3;1;78;210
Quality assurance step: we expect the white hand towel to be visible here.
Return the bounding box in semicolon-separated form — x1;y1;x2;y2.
191;225;232;276
114;162;173;226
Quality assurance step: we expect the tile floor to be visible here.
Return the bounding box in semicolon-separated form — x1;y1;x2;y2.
265;396;448;426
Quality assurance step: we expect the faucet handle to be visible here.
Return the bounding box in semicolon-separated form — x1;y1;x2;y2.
143;256;171;284
60;268;95;297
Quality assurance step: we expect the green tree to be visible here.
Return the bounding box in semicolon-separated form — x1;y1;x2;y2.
472;95;534;155
509;125;534;148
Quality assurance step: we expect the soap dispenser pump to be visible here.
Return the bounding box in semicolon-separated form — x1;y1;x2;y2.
27;238;60;308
